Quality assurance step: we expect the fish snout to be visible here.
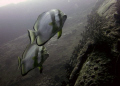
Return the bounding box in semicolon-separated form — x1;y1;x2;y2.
62;15;67;25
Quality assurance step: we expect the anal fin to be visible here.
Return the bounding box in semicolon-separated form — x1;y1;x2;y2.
36;36;43;46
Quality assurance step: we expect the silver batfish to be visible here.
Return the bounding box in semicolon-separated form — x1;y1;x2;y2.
18;43;49;76
28;9;67;46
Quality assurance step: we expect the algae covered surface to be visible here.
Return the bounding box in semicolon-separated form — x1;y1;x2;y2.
66;0;120;86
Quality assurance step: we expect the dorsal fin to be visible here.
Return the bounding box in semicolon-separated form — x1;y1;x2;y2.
34;12;46;31
22;44;33;59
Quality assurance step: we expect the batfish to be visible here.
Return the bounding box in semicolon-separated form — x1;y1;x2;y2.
18;43;49;76
28;9;67;46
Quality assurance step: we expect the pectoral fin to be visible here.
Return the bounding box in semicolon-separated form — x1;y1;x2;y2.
57;29;62;39
32;56;38;67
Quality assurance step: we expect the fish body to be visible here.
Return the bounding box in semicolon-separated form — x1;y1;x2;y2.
18;43;49;76
28;9;67;46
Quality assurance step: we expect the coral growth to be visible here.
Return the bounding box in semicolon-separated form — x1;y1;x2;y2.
65;0;120;86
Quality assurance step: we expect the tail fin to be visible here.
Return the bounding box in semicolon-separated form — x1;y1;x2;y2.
18;57;21;69
28;30;36;44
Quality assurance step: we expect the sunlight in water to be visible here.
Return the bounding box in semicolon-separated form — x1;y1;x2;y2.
0;0;27;7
